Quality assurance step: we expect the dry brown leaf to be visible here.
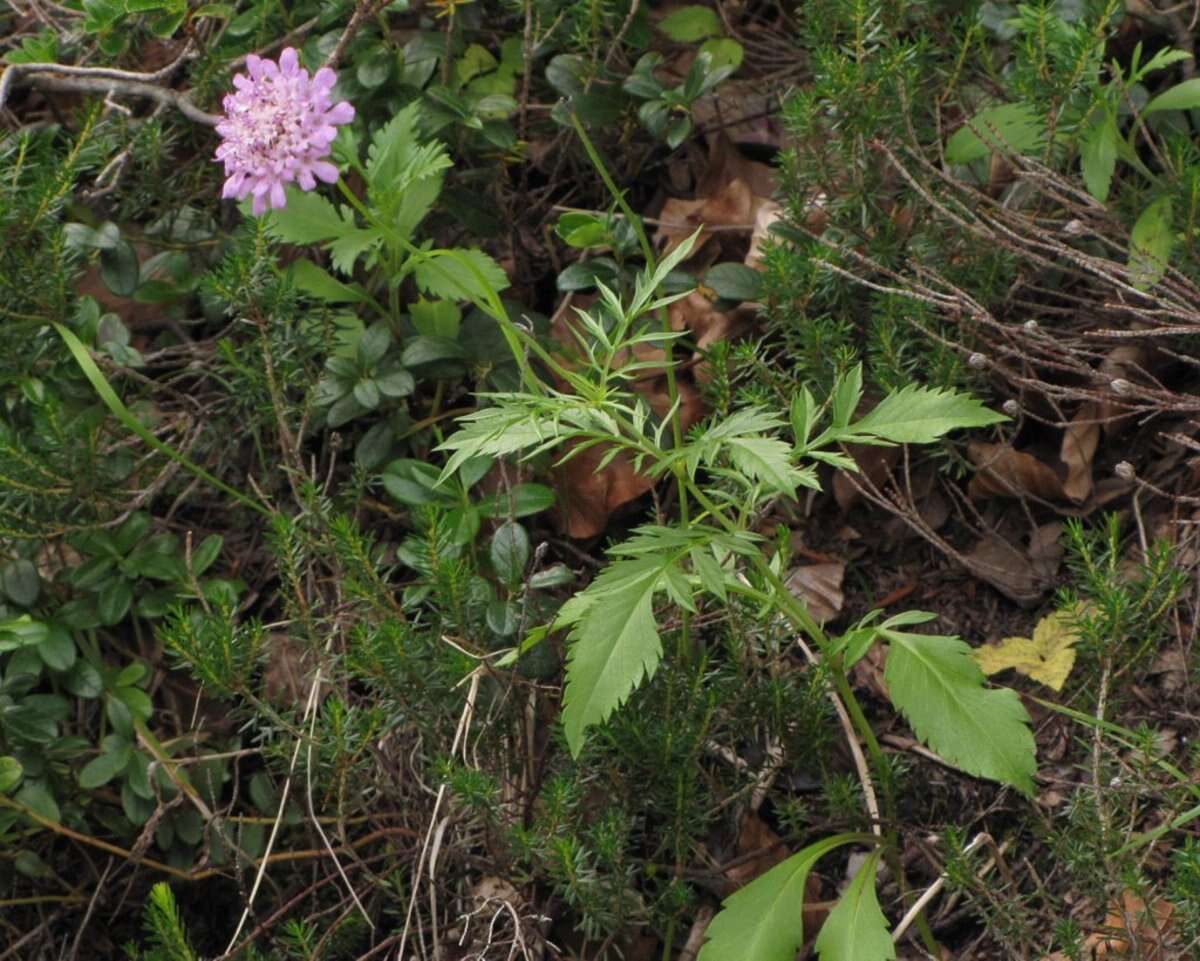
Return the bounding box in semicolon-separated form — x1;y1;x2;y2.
1096;346;1151;436
1148;648;1187;695
553;445;655;539
852;642;891;701
697;132;779;199
964;531;1053;607
1029;522;1065;583
968;441;1067;501
655;135;777;259
1089;890;1175;959
263;634;327;706
721;812;791;893
1061;400;1102;503
785;562;845;625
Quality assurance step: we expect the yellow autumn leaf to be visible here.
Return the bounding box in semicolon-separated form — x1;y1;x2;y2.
974;607;1082;691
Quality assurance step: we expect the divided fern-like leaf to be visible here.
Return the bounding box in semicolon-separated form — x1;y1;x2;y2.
881;626;1036;795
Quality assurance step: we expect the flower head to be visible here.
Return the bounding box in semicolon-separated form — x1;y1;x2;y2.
215;48;355;215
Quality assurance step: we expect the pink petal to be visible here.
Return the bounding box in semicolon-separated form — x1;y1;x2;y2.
251;193;268;215
246;55;264;79
297;169;316;190
312;160;339;183
312;67;337;90
222;172;247;198
279;48;299;74
233;74;252;91
326;101;355;125
269;181;287;209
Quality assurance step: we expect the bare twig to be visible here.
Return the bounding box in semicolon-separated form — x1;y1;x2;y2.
0;43;217;126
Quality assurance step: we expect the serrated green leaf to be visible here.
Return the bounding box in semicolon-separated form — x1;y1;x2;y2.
264;190;352;245
1144;77;1200;114
945;103;1044;164
292;259;365;303
849;383;1007;443
329;227;384;276
393;173;443;237
881;627;1036;795
558;555;674;756
725;436;801;494
366;102;422;188
410;298;462;338
1080;114;1118;203
415;249;510;303
830;365;863;428
437;404;568;480
1135;46;1193;80
814;850;894;961
690;548;728;601
699;834;861;961
790;386;819;448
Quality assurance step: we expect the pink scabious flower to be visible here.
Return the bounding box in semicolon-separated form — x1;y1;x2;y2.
215;48;355;215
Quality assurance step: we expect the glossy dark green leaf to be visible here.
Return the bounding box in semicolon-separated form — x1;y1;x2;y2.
100;240;140;297
191;534;223;576
476;483;556;519
704;262;762;301
15;780;60;823
35;624;75;671
401;335;467;367
490;521;530;586
1;560;39;607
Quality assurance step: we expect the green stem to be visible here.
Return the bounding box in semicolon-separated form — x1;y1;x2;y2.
569;111;694;660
